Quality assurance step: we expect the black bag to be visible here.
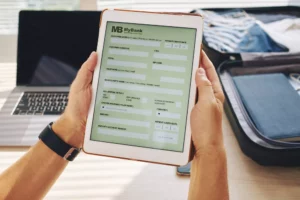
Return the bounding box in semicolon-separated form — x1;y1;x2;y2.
219;54;300;166
192;6;300;166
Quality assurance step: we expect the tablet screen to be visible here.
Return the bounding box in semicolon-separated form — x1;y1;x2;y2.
91;22;196;152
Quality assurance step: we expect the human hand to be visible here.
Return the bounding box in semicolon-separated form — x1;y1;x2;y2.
190;50;225;157
52;52;98;148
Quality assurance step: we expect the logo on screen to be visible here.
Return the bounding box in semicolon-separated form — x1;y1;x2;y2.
111;26;142;35
111;26;123;33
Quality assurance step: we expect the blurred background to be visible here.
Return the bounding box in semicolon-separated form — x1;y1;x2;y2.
1;0;300;62
1;1;300;199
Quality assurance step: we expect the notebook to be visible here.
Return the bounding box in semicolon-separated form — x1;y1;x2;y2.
233;73;300;142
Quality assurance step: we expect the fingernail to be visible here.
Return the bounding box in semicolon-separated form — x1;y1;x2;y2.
89;51;95;59
197;68;205;75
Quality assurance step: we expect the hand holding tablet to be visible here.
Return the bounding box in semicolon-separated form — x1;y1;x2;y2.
84;9;204;165
0;9;227;200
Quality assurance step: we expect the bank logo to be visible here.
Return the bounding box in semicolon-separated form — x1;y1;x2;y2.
111;26;123;33
111;26;142;34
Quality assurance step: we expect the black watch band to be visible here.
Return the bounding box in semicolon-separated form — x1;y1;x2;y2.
39;122;81;161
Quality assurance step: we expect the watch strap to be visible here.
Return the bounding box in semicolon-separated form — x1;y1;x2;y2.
39;122;81;161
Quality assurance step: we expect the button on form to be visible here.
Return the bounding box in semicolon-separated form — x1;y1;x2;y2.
180;44;188;49
110;94;116;100
175;102;181;108
141;97;148;103
153;131;178;144
171;125;179;132
165;42;172;48
155;123;163;130
173;43;180;48
163;124;171;131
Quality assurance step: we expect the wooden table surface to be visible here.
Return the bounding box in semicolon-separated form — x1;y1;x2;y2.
0;63;300;200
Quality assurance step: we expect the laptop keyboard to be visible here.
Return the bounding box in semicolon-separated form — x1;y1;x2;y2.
13;92;68;115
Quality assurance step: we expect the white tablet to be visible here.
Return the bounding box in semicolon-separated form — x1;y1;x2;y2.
84;9;203;166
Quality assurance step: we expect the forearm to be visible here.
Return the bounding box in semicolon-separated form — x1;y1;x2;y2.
0;52;96;200
0;141;68;200
188;146;229;200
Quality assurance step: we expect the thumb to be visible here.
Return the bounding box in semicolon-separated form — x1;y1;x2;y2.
74;51;98;88
195;68;215;102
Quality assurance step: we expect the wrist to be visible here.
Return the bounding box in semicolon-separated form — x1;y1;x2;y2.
193;145;226;161
52;114;84;148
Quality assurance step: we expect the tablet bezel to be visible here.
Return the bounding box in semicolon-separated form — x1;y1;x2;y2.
84;9;203;166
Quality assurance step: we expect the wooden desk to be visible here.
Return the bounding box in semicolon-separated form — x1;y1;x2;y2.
0;64;300;200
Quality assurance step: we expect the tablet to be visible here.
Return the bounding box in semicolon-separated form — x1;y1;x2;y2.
84;9;203;166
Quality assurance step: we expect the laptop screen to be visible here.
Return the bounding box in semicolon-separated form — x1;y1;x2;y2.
17;11;101;86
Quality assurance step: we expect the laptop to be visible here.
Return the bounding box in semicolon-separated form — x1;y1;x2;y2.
0;11;101;146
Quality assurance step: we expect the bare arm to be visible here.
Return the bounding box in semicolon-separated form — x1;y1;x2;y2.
189;147;228;200
0;141;68;199
0;52;98;200
188;51;229;200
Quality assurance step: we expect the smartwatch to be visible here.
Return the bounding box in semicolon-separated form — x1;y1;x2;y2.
39;122;81;161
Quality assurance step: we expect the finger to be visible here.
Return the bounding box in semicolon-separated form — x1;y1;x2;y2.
201;50;225;103
74;51;98;88
195;68;214;102
84;51;98;73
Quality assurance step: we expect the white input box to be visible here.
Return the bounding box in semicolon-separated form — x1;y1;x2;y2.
171;125;179;132
164;42;188;50
173;43;180;48
165;43;172;48
99;116;150;128
175;102;182;108
153;131;178;144
111;37;160;47
98;127;149;140
154;123;163;130
100;105;152;116
180;44;188;49
107;60;147;69
153;52;187;61
152;64;185;73
106;71;146;80
109;48;149;57
163;124;171;131
156;111;181;119
160;76;184;84
110;94;116;100
141;97;148;104
104;81;183;96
